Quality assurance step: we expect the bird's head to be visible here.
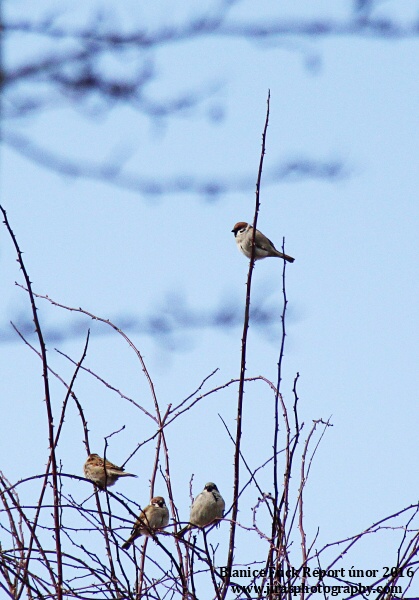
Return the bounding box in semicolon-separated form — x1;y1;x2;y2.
231;222;249;236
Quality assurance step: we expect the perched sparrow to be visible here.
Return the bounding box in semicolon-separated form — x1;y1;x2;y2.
232;221;294;263
178;482;225;537
122;496;169;549
83;453;137;490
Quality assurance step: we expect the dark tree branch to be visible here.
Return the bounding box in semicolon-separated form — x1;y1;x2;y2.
0;206;63;600
222;90;270;599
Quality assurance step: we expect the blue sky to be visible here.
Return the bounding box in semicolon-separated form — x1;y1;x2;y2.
2;0;419;594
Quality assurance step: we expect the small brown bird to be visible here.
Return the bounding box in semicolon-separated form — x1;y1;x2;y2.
232;221;295;263
122;496;169;549
177;482;225;538
83;453;137;490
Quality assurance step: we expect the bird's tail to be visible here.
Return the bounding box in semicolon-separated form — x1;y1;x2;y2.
176;525;190;538
275;250;295;263
122;533;139;550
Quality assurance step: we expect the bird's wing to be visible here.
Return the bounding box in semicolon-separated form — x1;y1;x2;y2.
258;235;277;251
104;459;124;472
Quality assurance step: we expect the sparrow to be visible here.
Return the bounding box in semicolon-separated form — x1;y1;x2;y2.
232;222;294;263
177;482;225;537
122;496;169;549
83;453;137;490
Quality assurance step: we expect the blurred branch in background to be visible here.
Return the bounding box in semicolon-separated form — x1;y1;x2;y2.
0;289;294;350
2;131;346;199
3;0;410;198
